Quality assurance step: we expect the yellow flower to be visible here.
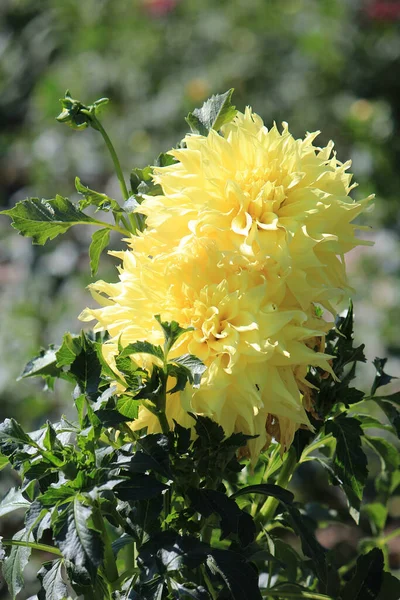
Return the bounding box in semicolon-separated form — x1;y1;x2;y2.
81;238;334;457
81;106;372;459
136;108;373;312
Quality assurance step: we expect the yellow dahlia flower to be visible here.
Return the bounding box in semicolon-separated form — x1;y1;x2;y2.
81;238;334;457
81;106;372;459
136;108;373;312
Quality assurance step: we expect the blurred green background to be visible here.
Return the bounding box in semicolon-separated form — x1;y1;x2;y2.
1;0;400;595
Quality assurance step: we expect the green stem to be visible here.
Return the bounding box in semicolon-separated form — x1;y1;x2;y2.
1;540;62;556
379;526;400;546
201;565;218;600
262;591;335;599
90;115;130;202
259;446;298;522
92;509;119;584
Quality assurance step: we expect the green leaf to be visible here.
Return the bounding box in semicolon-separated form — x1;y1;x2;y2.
170;354;206;388
186;89;237;135
0;487;30;517
1;195;98;244
375;398;400;438
187;487;256;547
114;473;168;501
171;582;209;599
231;483;294;505
39;487;76;507
371;358;397;396
365;436;400;473
284;504;328;587
75;177;121;213
55;333;82;368
38;559;68;600
155;315;193;356
119;341;164;363
18;345;61;382
206;547;262;600
53;498;103;578
0;419;32;446
3;529;33;599
89;228;110;276
363;503;388;535
0;454;8;471
70;333;102;400
115;395;140;420
325;415;368;517
376;571;400;600
340;547;384;600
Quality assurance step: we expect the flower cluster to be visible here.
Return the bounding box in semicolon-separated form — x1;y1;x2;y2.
81;108;372;458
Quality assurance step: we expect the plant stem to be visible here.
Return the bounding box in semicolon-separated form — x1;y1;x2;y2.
91;115;130;202
1;540;62;556
259;446;298;522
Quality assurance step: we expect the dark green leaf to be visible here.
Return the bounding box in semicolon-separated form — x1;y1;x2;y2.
114;474;168;501
3;529;33;599
192;415;225;447
89;228;110;276
325;415;368;515
171;582;210;599
70;333;102;400
38;559;68;600
376;571;400;600
284;504;328;587
340;547;384;600
138;531;207;574
1;195;98;244
187;487;256;547
0;487;30;517
186;89;237;135
54;498;103;578
231;483;294;505
206;547;262;600
173;421;192;454
75;177;121;212
371;358;397;396
39;487;75;507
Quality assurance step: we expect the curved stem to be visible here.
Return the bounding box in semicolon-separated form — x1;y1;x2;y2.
259;446;298;522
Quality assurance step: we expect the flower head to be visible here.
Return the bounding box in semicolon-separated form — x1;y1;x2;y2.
81;106;372;458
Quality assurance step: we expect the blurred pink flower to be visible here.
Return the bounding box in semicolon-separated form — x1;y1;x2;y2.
142;0;178;18
367;1;400;21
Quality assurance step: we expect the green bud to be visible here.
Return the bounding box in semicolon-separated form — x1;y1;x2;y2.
56;91;109;131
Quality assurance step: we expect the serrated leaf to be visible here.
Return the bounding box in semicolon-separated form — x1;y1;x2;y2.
0;419;32;446
115;395;140;420
89;228;110;276
192;415;225;447
340;547;384;600
3;529;33;599
38;559;68;600
170;354;206;388
171;582;210;599
120;341;164;362
187;487;255;547
54;498;103;578
0;487;30;517
18;346;61;381
206;547;262;600
371;358;397;396
154;315;193;356
70;333;102;400
325;415;368;516
55;333;82;368
1;196;98;244
75;177;121;213
114;473;168;501
230;483;294;505
186;89;237;136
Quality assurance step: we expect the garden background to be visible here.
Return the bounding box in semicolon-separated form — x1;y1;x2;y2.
1;0;400;596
